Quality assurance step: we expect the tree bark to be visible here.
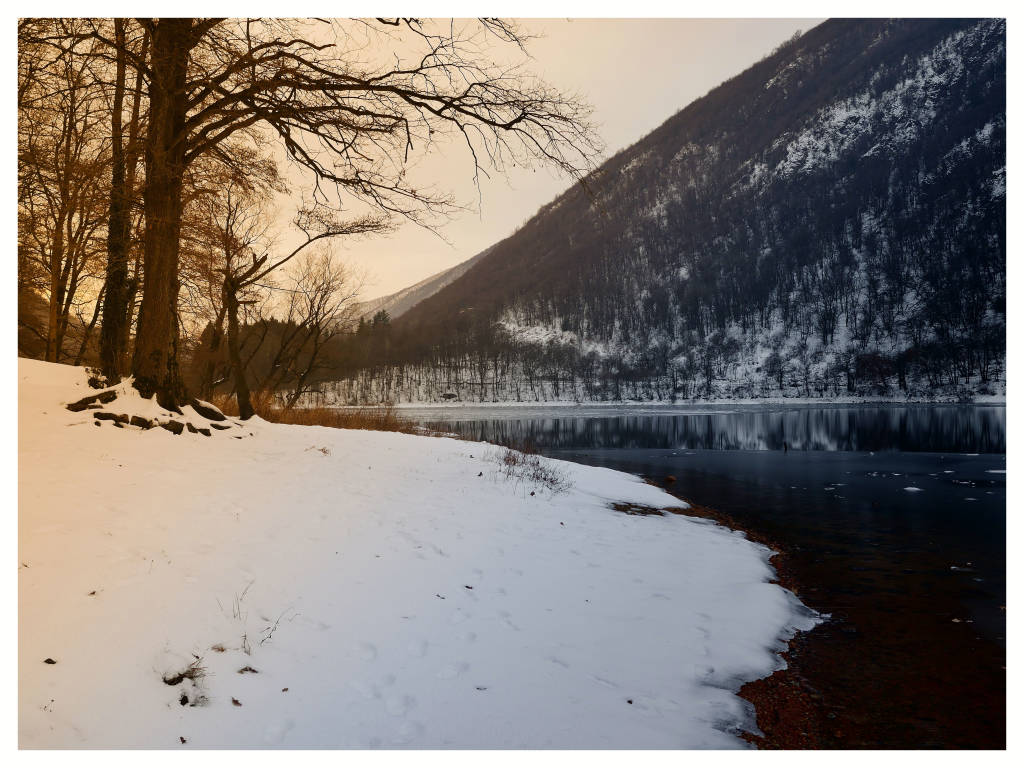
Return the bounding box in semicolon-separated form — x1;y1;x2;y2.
100;19;130;381
224;283;254;419
132;19;192;409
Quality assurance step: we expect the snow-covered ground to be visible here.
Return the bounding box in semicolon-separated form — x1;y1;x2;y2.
19;359;818;749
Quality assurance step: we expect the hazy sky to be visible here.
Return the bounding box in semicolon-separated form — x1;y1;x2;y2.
302;19;824;301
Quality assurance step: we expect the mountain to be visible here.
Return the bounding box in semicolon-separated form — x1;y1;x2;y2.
331;19;1005;404
354;245;496;321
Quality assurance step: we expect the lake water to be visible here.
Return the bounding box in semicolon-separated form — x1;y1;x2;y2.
403;403;1007;748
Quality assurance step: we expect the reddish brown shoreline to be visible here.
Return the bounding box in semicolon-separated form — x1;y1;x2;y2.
663;496;826;748
649;485;1006;750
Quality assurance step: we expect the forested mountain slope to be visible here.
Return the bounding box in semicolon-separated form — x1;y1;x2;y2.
331;19;1005;404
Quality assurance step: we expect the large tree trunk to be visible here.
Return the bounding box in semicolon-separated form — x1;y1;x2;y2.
100;19;130;381
132;19;192;409
224;284;254;419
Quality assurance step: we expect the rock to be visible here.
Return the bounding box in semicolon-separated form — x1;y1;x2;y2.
188;398;226;421
43;658;56;664
95;412;130;424
66;390;118;412
130;416;153;429
197;428;211;437
160;420;185;435
186;422;199;434
210;423;231;431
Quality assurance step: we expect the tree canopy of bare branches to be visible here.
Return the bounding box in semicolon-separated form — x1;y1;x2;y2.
20;17;601;413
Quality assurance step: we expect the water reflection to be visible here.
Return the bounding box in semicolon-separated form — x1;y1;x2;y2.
420;405;1005;453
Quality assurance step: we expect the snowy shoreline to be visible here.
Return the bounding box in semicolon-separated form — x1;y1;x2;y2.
20;359;820;748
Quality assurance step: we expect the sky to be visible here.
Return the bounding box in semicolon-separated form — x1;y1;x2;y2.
282;18;824;302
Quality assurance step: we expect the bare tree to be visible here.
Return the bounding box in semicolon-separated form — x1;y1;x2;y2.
262;250;364;409
99;19;149;381
18;21;109;363
72;17;600;409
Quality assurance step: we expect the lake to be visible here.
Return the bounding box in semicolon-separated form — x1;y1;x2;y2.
403;403;1007;748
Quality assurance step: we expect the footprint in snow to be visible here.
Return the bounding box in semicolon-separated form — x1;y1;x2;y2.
385;694;416;716
436;661;469;680
391;720;424;745
358;642;377;661
263;718;295;745
407;640;428;658
349;680;380;700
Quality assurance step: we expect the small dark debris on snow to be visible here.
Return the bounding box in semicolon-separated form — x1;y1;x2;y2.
560;522;564;526
210;643;226;653
478;471;483;477
627;699;633;705
237;666;259;674
282;687;289;692
179;694;189;706
530;491;535;496
436;593;446;599
163;663;204;686
87;590;96;596
464;585;474;590
231;698;242;707
476;686;488;691
179;736;187;744
43;658;57;664
612;502;664;517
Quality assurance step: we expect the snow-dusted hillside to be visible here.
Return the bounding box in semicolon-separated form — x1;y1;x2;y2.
354;245;496;322
19;359;818;748
344;19;1004;405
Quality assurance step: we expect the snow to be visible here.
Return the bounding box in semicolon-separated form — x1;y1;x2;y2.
19;359;819;749
903;487;924;492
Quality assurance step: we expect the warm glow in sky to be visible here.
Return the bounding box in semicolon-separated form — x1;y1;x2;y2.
293;18;824;301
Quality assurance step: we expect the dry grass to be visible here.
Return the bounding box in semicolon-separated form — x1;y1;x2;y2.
209;391;419;434
494;445;573;495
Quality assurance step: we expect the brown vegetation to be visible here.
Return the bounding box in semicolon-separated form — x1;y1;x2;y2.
210;391;417;434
